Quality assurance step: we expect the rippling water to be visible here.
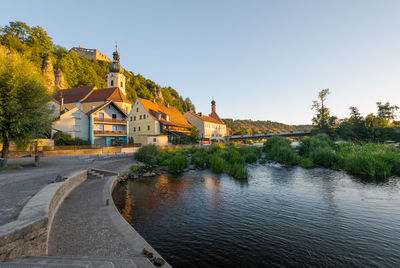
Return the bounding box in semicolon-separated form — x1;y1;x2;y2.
113;164;400;267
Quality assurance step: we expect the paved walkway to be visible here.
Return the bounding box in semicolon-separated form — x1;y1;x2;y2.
47;176;168;267
0;155;133;226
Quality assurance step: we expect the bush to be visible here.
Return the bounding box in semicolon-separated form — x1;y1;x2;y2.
310;147;338;168
135;144;164;165
167;153;187;174
263;137;297;165
226;162;248;179
298;133;334;156
298;157;313;169
210;155;225;174
191;150;209;168
130;165;138;171
260;158;267;164
53;131;90;146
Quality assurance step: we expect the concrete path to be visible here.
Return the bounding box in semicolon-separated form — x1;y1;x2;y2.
0;155;133;226
47;176;168;268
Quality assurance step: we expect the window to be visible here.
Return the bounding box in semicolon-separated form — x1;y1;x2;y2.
72;112;81;119
134;116;136;121
112;126;117;132
73;125;80;131
147;125;150;131
112;114;117;119
139;115;142;120
133;127;136;132
153;138;157;142
120;81;123;87
136;108;139;112
143;114;146;119
138;126;141;131
130;117;132;121
111;80;114;86
99;113;104;118
99;125;104;131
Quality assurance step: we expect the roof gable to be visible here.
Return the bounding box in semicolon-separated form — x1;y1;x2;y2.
54;86;96;104
137;98;192;128
186;111;225;125
82;87;131;104
86;101;127;117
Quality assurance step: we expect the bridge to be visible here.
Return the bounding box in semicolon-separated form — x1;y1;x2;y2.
228;130;311;141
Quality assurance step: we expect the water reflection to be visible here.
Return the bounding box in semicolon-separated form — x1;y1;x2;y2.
113;165;400;267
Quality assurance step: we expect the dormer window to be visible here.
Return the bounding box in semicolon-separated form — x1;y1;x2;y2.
110;80;114;86
120;81;123;87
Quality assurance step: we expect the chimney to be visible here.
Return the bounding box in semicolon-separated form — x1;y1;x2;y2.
166;115;170;121
199;112;202;117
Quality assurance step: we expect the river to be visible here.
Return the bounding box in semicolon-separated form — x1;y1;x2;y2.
113;164;400;267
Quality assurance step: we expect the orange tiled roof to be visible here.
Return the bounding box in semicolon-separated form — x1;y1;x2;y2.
187;111;225;125
138;98;192;129
83;87;131;104
54;86;96;104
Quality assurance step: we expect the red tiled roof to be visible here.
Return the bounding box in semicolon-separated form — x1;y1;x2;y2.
187;111;225;125
83;87;131;104
86;101;127;117
138;98;192;129
54;86;96;104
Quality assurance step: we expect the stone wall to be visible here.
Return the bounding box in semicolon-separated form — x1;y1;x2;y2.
0;170;87;261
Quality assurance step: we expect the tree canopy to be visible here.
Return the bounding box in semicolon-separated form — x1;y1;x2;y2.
0;46;53;162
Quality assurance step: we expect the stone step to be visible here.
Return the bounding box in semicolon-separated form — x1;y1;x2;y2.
0;262;87;267
2;257;114;268
3;256;136;268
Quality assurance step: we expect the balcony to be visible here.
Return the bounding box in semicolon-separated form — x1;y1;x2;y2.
94;117;127;124
94;130;127;136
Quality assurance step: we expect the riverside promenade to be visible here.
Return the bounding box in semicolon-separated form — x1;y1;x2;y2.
0;154;132;226
0;154;169;267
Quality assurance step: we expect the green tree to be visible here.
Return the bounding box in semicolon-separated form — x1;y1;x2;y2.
311;88;331;131
376;102;399;127
0;47;53;165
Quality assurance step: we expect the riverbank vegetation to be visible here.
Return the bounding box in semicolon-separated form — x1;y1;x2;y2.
263;133;400;178
134;144;261;179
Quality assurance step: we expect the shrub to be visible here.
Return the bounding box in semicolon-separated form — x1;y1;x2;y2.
135;144;163;165
226;162;248;179
167;153;187;174
53;131;90;145
264;137;297;165
210;155;225;173
310;147;338;168
298;157;313;169
298;133;334;157
260;158;267;164
191;150;209;168
130;165;138;171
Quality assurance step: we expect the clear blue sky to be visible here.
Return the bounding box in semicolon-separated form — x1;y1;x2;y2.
1;0;400;124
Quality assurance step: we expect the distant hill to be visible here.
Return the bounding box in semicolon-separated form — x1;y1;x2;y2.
222;119;312;135
0;21;195;113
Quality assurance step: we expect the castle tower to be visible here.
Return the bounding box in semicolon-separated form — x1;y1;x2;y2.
107;45;126;95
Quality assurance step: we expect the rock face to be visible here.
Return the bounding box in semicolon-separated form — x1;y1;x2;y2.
155;87;163;100
54;68;67;89
42;55;55;91
41;56;67;91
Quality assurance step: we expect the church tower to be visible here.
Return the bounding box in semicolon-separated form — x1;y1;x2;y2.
107;45;126;95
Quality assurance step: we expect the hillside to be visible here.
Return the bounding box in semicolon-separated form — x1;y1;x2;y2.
0;21;195;113
223;119;311;135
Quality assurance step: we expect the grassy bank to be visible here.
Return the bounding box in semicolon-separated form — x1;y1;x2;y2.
263;135;400;178
135;144;261;179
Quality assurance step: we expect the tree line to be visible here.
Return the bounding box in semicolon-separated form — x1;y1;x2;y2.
311;88;400;142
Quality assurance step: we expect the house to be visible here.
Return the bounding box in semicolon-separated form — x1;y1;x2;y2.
87;101;128;146
51;47;131;146
184;100;227;142
128;98;192;145
52;107;89;140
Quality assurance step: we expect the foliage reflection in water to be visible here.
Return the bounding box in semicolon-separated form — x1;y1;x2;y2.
112;164;400;267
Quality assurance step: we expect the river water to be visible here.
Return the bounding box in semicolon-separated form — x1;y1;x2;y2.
113;164;400;267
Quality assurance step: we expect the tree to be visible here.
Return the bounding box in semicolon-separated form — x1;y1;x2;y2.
311;89;332;132
0;47;53;165
376;102;399;127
